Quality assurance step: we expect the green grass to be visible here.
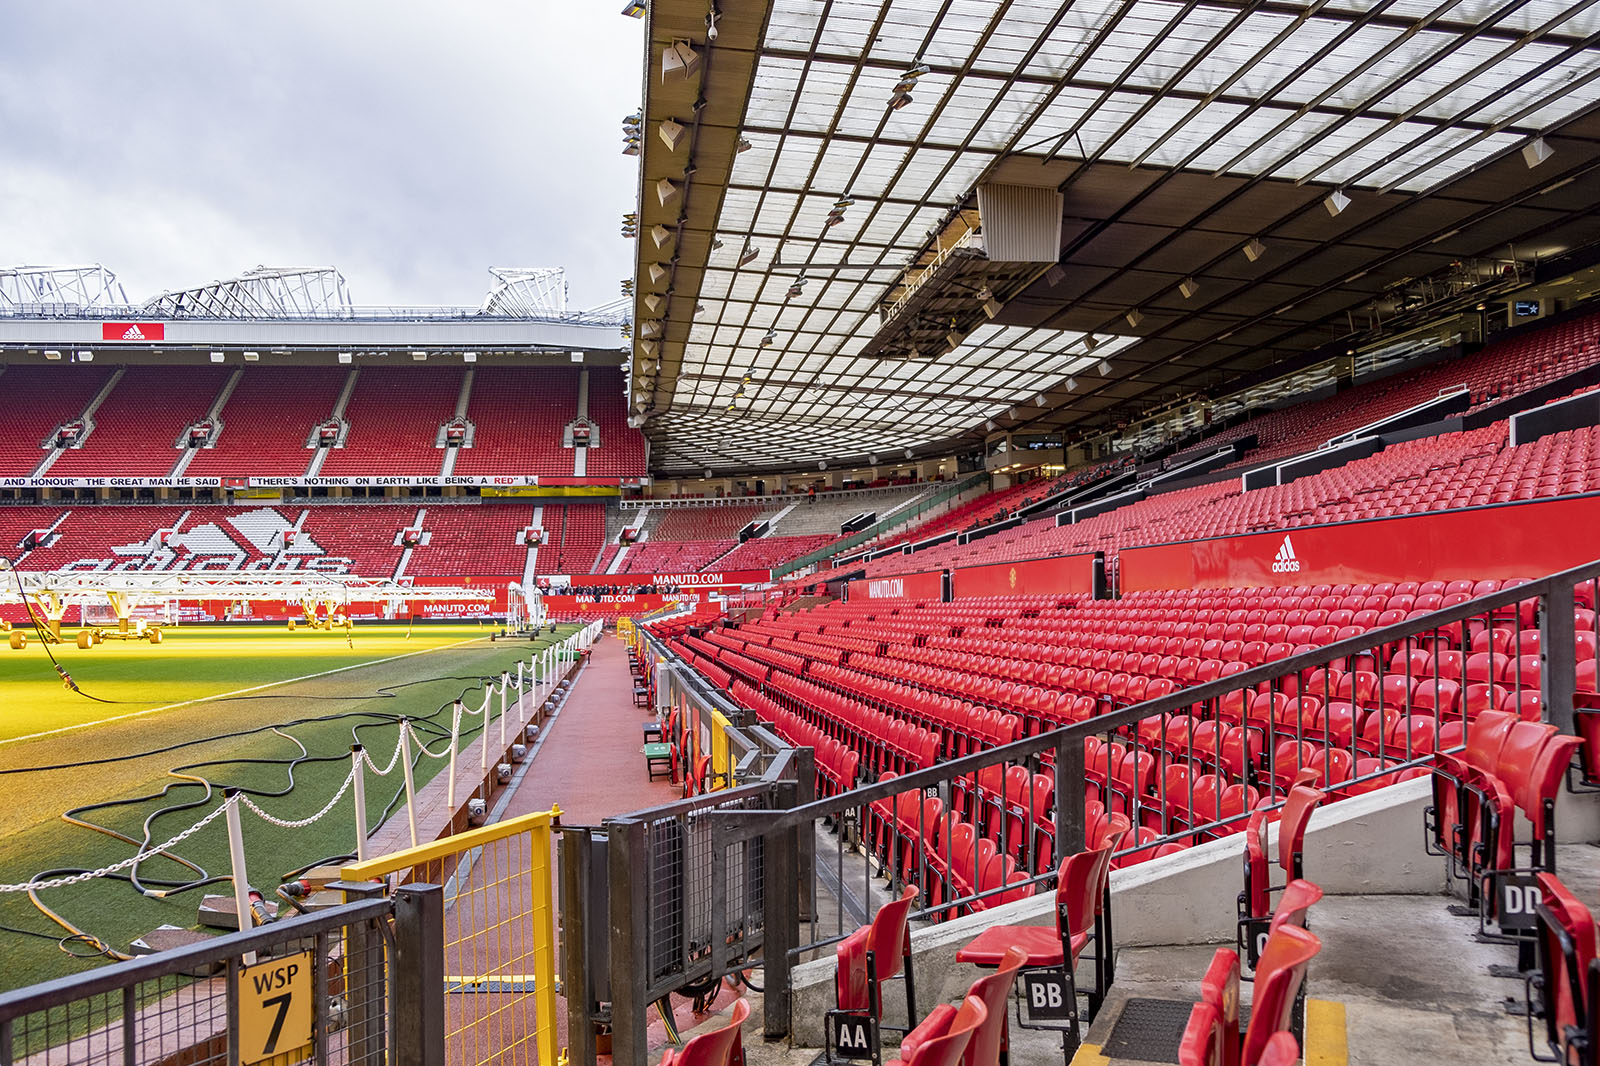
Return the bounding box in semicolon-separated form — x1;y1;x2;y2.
0;621;578;994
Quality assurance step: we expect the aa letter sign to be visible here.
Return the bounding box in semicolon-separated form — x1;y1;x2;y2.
1022;971;1077;1025
831;1011;878;1061
239;950;314;1064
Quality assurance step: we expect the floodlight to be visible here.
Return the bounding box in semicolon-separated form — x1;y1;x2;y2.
1125;309;1143;328
760;329;777;348
243;350;260;362
739;244;761;267
1179;277;1200;300
889;93;913;111
983;298;1002;319
621;0;646;16
338;352;353;364
638;339;658;357
946;330;965;350
1065;377;1078;392
656;177;679;205
463;351;478;363
1044;264;1066;286
658;118;685;151
210;351;225;363
904;449;914;459
639;320;662;337
43;349;61;360
1325;190;1351;216
1523;137;1554;168
571;351;585;362
1243;238;1266;262
648;263;670;284
1084;334;1099;351
650;224;672;248
76;351;94;362
412;350;428;361
643;293;662;313
787;275;807;298
1097;360;1112;376
736;137;752;153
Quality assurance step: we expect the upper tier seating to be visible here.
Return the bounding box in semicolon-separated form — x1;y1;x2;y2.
451;368;576;476
583;368;648;477
186;368;349;478
866;417;1595;578
614;504;770;574
404;505;532;577
714;534;834;572
619;538;737;574
320;368;463;476
0;366;113;476
50;367;232;477
1183;309;1600;471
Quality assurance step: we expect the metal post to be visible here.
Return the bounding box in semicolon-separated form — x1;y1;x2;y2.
399;721;419;848
1543;581;1578;735
222;791;254;956
764;780;800;1040
560;828;598;1066
351;745;369;862
480;690;491;774
392;884;446;1066
447;700;462;811
337;881;388;1066
500;670;509;751
607;818;649;1066
1054;731;1087;862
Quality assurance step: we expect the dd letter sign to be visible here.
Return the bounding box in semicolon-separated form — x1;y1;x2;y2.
239;950;314;1063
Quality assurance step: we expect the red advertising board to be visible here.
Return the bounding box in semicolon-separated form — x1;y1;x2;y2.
541;593;700;615
1118;495;1600;591
101;322;165;341
557;570;769;589
951;552;1098;599
848;569;945;601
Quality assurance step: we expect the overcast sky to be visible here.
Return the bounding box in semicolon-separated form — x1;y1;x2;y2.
0;1;642;311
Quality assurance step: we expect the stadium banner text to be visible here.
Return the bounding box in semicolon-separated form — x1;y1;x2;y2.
1117;494;1600;591
848;569;944;601
950;552;1098;598
0;475;551;488
556;570;770;589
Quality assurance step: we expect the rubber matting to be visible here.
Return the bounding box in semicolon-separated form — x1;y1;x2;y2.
1100;997;1196;1062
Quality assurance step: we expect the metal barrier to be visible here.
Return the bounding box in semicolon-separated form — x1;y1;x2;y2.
0;890;434;1066
341;808;562;1066
638;557;1600;1041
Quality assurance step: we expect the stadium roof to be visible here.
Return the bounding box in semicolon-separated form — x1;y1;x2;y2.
630;0;1600;475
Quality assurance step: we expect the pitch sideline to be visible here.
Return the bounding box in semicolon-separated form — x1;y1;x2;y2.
0;635;497;747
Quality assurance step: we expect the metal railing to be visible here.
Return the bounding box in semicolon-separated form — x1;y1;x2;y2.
0;890;437;1066
341;809;562;1066
776;473;991;579
642;557;1600;1040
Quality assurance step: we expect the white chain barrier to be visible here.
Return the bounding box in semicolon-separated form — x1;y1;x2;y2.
0;797;235;894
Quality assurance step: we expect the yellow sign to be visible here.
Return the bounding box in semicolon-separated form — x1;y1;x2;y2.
239;951;313;1064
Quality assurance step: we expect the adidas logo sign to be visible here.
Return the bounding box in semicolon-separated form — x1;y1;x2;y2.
121;324;145;340
1271;535;1302;574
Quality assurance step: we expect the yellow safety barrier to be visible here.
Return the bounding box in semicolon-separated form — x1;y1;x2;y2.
342;806;563;1066
710;710;733;791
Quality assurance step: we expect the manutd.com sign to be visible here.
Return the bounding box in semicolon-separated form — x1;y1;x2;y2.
101;322;165;341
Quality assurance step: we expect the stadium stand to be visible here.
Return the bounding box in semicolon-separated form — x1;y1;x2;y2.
867;413;1600;578
0;365;113;476
48;367;232;477
294;505;408;577
403;504;532;578
583;367;648;477
319;367;464;476
450;367;576;476
533;503;605;576
713;534;834;571
185;367;349;478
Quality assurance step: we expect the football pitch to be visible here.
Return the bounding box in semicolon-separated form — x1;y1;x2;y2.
0;621;577;993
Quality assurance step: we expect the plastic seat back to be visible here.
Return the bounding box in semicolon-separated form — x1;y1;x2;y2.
1240;926;1321;1066
661;997;749;1066
905;996;986;1066
1276;786;1324;876
963;946;1024;1066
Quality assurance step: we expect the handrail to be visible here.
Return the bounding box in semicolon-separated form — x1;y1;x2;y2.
775;472;990;578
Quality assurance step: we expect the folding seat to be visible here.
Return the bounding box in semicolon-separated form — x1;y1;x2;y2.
1238;787;1324;968
830;886;919;1062
660;997;750;1066
1526;873;1599;1066
1179;924;1321;1066
884;994;986;1066
955;826;1128;1059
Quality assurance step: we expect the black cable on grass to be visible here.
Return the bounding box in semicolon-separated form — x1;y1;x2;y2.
6;670;514;958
